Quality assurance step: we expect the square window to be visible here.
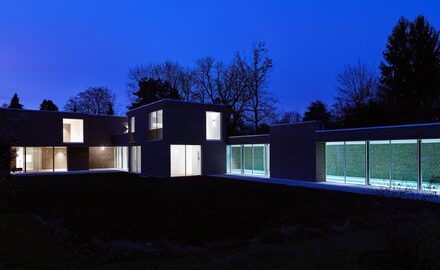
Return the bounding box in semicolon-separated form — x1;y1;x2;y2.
63;119;84;143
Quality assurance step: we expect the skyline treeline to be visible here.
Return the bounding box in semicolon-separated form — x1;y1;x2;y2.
2;15;439;135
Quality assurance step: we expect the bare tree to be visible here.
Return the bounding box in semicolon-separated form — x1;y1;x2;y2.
128;61;194;102
244;42;276;132
64;87;116;115
277;111;302;124
127;42;278;134
335;60;377;110
334;60;378;126
192;57;223;103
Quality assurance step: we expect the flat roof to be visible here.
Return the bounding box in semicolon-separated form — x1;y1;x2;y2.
127;98;226;113
0;107;126;119
317;122;440;133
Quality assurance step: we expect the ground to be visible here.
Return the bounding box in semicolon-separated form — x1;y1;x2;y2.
1;172;440;270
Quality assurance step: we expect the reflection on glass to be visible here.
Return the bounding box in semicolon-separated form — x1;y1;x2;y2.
227;144;270;176
422;139;440;190
253;145;265;175
391;140;417;188
231;145;242;174
345;142;366;185
369;141;391;187
325;142;345;183
243;145;253;174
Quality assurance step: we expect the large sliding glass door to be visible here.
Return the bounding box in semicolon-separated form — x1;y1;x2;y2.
11;146;67;173
325;140;419;189
170;145;201;177
130;146;142;173
226;144;270;177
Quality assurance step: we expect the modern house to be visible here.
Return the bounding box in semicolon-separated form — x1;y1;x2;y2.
2;99;440;191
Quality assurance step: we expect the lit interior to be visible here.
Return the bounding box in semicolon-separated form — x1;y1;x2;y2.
206;111;221;140
63;118;84;143
170;145;201;177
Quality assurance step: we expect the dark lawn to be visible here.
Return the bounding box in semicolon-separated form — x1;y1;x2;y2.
1;172;440;270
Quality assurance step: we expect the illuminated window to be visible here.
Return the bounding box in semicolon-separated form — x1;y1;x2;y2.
130;146;141;173
226;144;270;176
63;119;84;143
130;117;135;133
206;111;221;140
148;110;163;140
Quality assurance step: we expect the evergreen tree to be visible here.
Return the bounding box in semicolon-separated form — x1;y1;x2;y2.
303;100;331;126
128;78;181;110
8;93;23;109
378;16;440;124
39;99;59;111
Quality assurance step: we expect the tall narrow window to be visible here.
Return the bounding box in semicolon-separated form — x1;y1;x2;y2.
54;147;67;172
325;142;345;183
130;146;141;173
148;110;163;140
130;117;135;133
206;111;221;140
11;147;25;173
421;139;440;190
63;119;84;143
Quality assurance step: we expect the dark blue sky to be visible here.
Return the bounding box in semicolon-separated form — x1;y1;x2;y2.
1;0;439;114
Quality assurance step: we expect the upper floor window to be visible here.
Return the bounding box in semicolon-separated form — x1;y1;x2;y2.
63;118;84;143
206;111;221;140
130;117;135;133
148;110;163;140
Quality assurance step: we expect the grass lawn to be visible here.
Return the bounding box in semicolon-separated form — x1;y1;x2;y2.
1;172;440;270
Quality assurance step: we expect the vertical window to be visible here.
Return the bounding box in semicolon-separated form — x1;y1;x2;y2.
115;147;128;171
170;145;186;177
421;139;440;190
63;119;84;143
231;145;242;174
130;146;141;173
243;145;253;174
130;117;135;133
11;147;24;173
390;140;417;188
369;141;391;186
54;147;67;172
345;141;366;185
325;142;345;183
206;111;221;140
226;145;231;173
148;110;163;140
253;144;266;175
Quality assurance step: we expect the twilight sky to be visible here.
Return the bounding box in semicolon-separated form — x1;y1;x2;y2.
0;0;439;114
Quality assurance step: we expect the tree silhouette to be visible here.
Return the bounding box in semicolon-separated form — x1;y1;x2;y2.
333;60;378;127
303;100;331;126
64;87;116;115
8;93;23;109
107;103;114;115
39;99;59;111
128;78;181;110
378;15;440;124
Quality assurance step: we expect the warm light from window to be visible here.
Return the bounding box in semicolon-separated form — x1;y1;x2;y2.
63;118;84;143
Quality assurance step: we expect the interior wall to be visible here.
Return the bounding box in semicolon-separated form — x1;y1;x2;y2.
89;147;115;169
